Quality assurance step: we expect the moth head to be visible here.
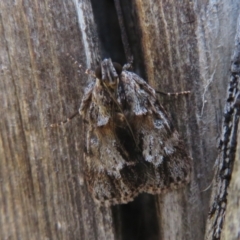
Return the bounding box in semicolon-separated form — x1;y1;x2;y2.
95;59;122;88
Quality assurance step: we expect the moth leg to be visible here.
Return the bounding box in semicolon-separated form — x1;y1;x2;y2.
65;53;86;78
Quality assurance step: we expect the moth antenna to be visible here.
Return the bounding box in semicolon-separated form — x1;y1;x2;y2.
156;90;190;97
50;111;79;128
66;53;97;78
66;53;82;72
201;181;213;192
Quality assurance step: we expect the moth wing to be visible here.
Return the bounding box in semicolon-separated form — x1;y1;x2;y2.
121;71;192;194
84;117;161;205
85;164;147;205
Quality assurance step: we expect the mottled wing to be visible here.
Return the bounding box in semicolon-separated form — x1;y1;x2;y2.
120;71;192;194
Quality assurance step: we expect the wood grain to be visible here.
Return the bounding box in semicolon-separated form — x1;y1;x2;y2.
0;0;240;239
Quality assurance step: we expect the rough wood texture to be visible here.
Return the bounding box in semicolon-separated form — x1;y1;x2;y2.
205;14;240;240
0;0;240;240
0;1;113;239
129;1;239;240
221;125;240;240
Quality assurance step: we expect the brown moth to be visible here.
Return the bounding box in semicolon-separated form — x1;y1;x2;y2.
52;58;192;206
77;58;192;205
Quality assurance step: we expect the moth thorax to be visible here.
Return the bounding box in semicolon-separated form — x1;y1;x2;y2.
95;59;122;90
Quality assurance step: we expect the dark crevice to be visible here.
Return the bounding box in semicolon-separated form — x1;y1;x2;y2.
90;0;126;64
112;194;159;240
90;0;146;78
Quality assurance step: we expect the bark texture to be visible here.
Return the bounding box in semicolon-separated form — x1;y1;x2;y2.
0;0;239;240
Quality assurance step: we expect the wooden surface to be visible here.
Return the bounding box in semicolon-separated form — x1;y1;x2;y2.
221;124;240;240
0;0;240;239
205;15;240;240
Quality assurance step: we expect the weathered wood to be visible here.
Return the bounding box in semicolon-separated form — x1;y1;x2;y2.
205;14;240;240
0;0;240;239
127;1;239;239
0;0;113;239
221;125;240;240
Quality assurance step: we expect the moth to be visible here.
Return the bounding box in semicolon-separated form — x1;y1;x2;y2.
52;58;192;206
